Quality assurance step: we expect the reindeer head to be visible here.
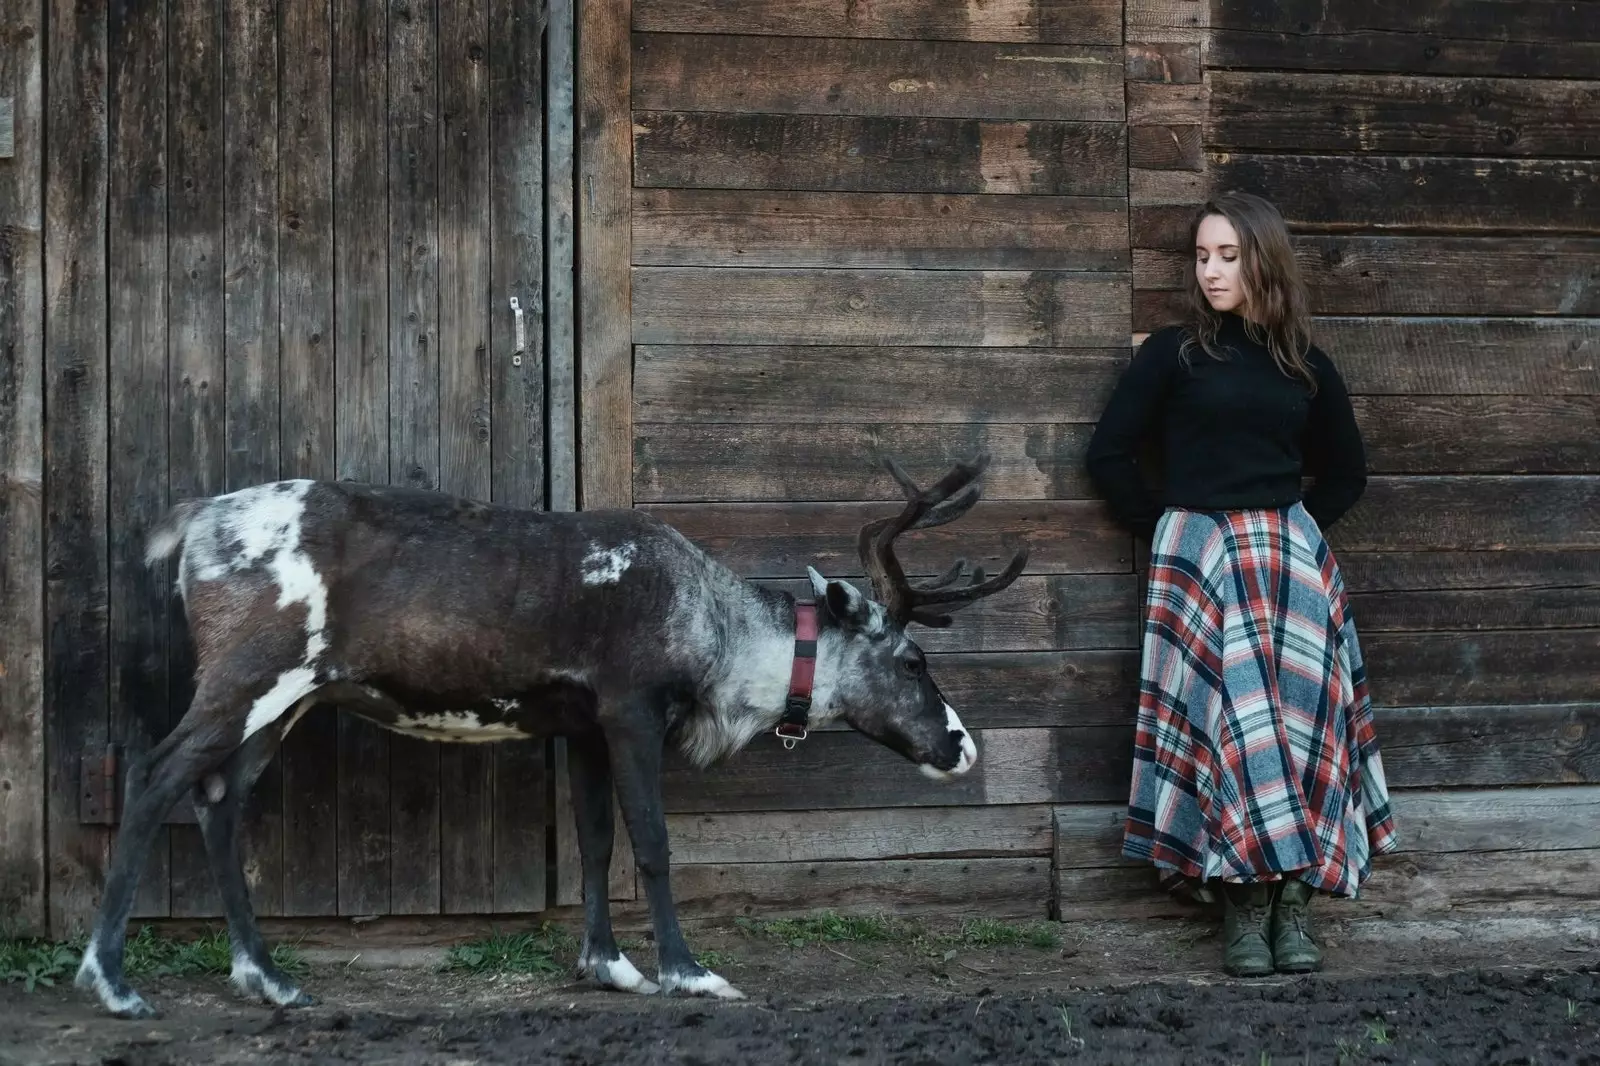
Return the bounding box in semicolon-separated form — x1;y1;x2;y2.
807;453;1027;781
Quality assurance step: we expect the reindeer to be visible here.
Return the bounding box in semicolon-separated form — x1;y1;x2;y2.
73;453;1026;1018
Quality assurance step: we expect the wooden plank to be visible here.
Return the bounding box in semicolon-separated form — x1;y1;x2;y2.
1352;587;1600;632
436;0;493;917
1125;81;1205;126
1340;550;1600;594
1354;396;1600;475
632;268;1131;347
631;0;1125;46
1128;167;1206;207
1365;631;1600;707
0;94;12;158
1212;154;1600;236
638;500;1134;578
1210;72;1600;159
1128;124;1202;171
928;651;1140;729
1130;203;1193;251
668;857;1049;921
578;0;632;511
1124;42;1201;83
634;423;1100;503
1208;0;1600;79
546;0;578;514
633;112;1128;196
752;575;1140;653
632;33;1123;121
386;0;443;918
334;0;392;918
44;0;111;938
1124;0;1208;42
1298;236;1600;317
1375;704;1600;789
0;0;45;935
664;806;1053;864
1331;476;1600;552
1133;248;1185;290
487;0;554;916
107;0;171;919
635;346;1129;424
1321;318;1600;396
632;189;1130;271
278;0;339;918
165;0;227;920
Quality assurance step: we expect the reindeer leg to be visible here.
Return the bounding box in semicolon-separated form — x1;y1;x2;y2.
193;701;316;1009
568;735;659;994
605;708;745;1001
74;705;243;1018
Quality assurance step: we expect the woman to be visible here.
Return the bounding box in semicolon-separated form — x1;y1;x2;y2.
1085;191;1399;977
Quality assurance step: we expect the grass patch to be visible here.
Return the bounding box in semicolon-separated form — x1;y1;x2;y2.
734;911;912;948
1;925;306;993
441;924;577;977
947;918;1060;950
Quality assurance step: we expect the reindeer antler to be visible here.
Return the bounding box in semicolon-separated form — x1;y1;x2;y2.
856;452;1030;628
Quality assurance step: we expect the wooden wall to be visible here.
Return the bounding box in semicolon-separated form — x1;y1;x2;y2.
1061;0;1600;920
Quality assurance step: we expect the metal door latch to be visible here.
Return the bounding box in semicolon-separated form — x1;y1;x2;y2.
509;296;525;366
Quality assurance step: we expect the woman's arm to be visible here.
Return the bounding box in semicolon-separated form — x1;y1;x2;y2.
1084;331;1174;539
1300;350;1368;530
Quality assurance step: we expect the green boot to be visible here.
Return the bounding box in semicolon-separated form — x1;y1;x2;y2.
1221;882;1276;977
1272;879;1323;974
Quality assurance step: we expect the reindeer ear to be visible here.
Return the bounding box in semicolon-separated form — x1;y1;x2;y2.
806;565;830;601
824;579;873;631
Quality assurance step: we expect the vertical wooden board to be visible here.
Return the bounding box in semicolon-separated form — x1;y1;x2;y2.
43;0;110;937
107;0;171;918
436;0;494;915
488;0;552;911
551;738;582;907
546;0;577;514
577;0;630;511
222;0;285;919
334;0;392;917
278;0;340;916
0;0;46;935
166;0;228;919
385;0;443;917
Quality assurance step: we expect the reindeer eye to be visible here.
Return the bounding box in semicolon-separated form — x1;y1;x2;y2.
898;651;924;679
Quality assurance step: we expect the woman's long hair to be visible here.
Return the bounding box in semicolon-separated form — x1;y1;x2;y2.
1180;191;1318;392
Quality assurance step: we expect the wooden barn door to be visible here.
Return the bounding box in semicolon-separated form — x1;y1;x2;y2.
39;0;575;932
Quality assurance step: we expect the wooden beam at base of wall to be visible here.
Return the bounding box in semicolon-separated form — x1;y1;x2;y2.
1053;787;1600;921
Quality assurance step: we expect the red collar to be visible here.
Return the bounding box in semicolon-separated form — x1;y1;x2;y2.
776;601;817;748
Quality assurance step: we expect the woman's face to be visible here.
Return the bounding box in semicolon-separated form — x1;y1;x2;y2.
1195;214;1247;314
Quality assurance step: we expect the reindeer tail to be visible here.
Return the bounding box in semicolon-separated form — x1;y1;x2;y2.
144;499;205;567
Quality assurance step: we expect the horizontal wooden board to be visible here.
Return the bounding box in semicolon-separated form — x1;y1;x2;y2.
754;575;1140;653
660;704;1600;814
631;0;1126;46
633;111;1128;196
667;856;1050;920
1208;0;1600;79
634;346;1130;423
633;423;1100;502
664;805;1054;864
632;267;1131;347
1125;42;1201;84
1128;123;1202;170
1053;785;1600;919
1353;396;1600;474
929;651;1139;729
1353;587;1600;631
639;500;1133;577
1124;81;1205;126
1330;476;1600;551
1132;248;1186;290
1339;550;1600;593
1319;318;1600;396
1128;167;1206;207
1211;154;1600;235
1211;72;1600;158
1364;631;1600;707
633;33;1124;121
632;189;1130;270
1296;236;1600;316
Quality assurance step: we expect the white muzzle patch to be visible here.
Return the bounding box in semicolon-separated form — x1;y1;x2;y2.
919;703;978;781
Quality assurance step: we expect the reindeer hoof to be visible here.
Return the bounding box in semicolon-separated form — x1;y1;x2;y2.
230;958;316;1008
579;951;660;995
76;947;159;1019
660;968;746;1000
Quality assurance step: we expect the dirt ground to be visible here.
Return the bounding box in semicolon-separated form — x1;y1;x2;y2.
5;915;1599;1066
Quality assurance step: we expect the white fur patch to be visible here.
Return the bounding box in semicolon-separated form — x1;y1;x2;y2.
661;969;746;1000
244;666;319;739
390;711;529;742
920;703;978;781
230;954;304;1006
74;938;153;1017
580;951;659;995
581;541;637;586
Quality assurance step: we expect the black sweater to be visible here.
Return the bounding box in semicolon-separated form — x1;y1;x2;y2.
1084;313;1368;539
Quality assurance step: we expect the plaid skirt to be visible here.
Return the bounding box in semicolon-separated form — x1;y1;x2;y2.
1122;502;1399;901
